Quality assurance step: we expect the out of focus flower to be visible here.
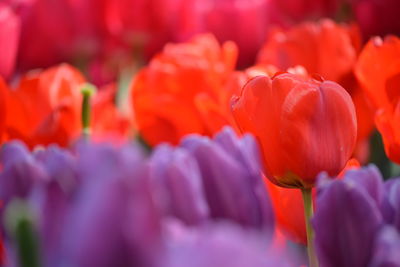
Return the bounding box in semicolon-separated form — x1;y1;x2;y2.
175;0;271;67
149;145;210;225
180;127;275;235
313;165;400;267
149;127;274;236
375;103;400;164
0;128;282;266
355;36;400;110
268;0;343;25
164;221;293;267
16;0;78;70
105;0;181;58
231;73;357;188
258;19;360;82
1;64;131;147
0;3;20;80
355;36;400;163
257;19;374;145
350;0;400;40
131;34;238;146
3;64;84;148
62;155;163;267
91;83;132;143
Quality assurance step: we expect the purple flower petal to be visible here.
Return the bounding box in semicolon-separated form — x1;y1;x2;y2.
150;144;209;225
314;179;383;267
369;226;400;267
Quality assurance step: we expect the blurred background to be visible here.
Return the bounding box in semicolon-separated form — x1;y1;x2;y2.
1;0;400;177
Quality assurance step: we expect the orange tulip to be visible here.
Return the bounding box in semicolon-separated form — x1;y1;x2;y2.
355;35;400;110
258;19;361;82
131;34;238;146
355;36;400;163
3;64;84;148
231;73;357;188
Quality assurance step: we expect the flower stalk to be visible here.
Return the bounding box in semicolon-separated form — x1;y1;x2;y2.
301;188;318;267
81;83;96;140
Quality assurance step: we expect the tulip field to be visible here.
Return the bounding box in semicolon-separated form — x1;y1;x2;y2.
1;0;400;266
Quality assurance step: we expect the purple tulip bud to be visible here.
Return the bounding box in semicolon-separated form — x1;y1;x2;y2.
0;141;48;203
314;165;392;267
180;127;274;237
149;144;209;225
313;177;383;267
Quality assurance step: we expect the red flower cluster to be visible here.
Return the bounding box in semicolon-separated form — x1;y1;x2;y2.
0;64;130;148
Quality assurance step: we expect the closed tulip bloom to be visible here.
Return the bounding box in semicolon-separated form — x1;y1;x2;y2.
149;145;209;225
0;141;48;203
232;73;357;188
313;165;400;267
257;20;374;146
180;127;275;236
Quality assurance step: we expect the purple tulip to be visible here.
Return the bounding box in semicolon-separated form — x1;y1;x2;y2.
0;127;280;266
0;141;48;203
54;142;162;267
313;165;400;267
181;127;275;237
149;144;209;225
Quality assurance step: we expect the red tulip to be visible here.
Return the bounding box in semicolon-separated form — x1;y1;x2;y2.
3;64;85;148
231;73;357;188
0;3;20;79
355;36;400;110
257;19;374;161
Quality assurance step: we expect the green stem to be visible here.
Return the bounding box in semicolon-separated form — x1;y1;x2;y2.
301;188;318;267
81;83;96;140
5;200;41;267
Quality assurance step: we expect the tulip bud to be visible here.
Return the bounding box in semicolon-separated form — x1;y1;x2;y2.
231;73;357;188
